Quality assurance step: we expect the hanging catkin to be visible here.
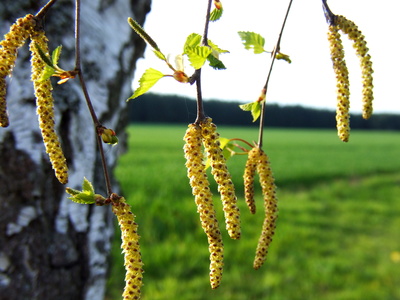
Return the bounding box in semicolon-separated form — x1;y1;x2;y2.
112;196;144;300
252;147;278;270
29;28;68;184
184;123;224;289
0;14;35;127
200;117;241;240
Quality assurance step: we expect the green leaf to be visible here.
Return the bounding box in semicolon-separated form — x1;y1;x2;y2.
153;50;167;62
251;102;262;122
69;191;96;204
65;187;81;196
238;31;266;54
38;65;55;82
207;54;226;70
52;45;62;66
82;177;94;195
219;137;235;160
207;39;229;54
239;101;262;122
210;8;223;21
65;178;96;205
35;43;54;68
185;46;212;69
128;68;165;101
239;102;254;112
275;52;292;63
184;33;202;52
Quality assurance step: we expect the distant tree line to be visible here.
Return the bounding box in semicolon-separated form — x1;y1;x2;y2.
127;93;400;130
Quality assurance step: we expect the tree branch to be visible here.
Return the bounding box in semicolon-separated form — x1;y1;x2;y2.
74;0;113;196
35;0;58;19
194;0;213;124
258;0;293;148
322;0;336;26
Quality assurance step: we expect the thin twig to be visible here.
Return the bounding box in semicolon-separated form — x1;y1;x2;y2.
74;0;100;127
229;138;255;149
35;0;58;19
194;69;206;124
74;0;113;195
258;0;293;148
322;0;336;25
194;0;213;124
201;0;213;46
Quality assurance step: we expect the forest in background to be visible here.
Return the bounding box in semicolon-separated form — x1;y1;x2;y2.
128;93;400;130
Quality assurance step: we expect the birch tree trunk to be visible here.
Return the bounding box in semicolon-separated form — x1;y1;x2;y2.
0;1;150;299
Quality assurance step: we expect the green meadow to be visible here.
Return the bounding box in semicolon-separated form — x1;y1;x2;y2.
106;124;400;300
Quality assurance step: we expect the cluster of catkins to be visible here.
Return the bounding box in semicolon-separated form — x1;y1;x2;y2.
0;14;68;183
327;15;374;142
243;146;278;270
184;117;278;286
183;117;241;289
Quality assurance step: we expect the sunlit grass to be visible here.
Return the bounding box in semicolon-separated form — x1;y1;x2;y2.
106;125;400;300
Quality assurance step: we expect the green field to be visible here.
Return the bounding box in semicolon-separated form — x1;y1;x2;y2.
106;124;400;300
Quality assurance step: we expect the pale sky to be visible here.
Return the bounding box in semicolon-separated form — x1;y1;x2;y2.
133;0;400;114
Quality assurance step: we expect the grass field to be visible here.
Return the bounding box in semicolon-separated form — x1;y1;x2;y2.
106;124;400;300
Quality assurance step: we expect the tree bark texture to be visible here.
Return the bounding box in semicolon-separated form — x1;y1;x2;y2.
0;1;150;299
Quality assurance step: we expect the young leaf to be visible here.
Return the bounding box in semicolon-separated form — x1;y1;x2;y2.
128;68;164;101
251;101;262;122
219;137;235;160
65;178;96;205
185;46;212;69
184;33;202;52
38;65;55;82
207;54;226;70
153;50;167;62
210;7;223;22
82;177;95;195
275;52;292;63
52;45;63;66
35;43;54;68
239;101;262;122
238;31;266;54
208;39;229;55
69;191;96;204
65;187;81;196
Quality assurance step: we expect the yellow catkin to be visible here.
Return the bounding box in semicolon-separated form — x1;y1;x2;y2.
0;14;35;76
0;77;8;127
200;117;241;240
111;197;144;300
327;25;350;142
243;147;259;214
29;29;68;184
336;15;374;120
0;14;35;127
253;147;278;270
184;123;224;289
